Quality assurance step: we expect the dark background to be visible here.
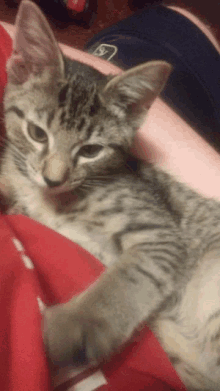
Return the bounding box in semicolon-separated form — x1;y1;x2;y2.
1;0;220;50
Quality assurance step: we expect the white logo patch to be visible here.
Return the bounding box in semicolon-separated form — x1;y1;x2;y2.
92;44;118;61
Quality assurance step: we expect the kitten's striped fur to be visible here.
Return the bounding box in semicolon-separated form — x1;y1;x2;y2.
2;1;220;389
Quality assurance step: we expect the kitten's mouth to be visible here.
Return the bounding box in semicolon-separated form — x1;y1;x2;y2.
43;183;71;195
42;180;82;196
31;170;82;195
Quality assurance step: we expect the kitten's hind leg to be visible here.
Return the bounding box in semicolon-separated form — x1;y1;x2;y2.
156;248;220;390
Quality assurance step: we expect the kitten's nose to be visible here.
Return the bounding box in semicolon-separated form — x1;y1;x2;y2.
43;176;64;188
43;154;69;188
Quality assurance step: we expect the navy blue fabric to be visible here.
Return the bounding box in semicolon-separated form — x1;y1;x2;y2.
85;6;220;148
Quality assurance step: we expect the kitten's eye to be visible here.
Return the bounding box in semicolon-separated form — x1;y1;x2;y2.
27;122;48;143
79;144;104;158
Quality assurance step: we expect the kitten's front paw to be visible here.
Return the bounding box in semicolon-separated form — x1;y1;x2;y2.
43;300;125;367
7;203;24;215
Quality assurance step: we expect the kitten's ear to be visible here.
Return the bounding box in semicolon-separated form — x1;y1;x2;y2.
103;61;172;125
7;0;64;84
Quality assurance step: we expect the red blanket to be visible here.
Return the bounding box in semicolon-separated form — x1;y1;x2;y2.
0;24;185;391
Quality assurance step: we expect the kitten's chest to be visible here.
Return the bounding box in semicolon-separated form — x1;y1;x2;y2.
26;186;125;267
57;191;130;266
57;221;116;267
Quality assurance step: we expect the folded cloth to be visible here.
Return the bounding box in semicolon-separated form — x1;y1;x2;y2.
0;22;186;391
85;5;220;149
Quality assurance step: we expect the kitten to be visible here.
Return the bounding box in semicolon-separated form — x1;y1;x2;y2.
2;1;220;390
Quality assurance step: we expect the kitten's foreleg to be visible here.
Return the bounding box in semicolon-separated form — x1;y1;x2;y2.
44;242;183;367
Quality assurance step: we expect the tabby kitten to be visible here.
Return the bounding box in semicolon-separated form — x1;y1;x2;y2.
2;1;220;390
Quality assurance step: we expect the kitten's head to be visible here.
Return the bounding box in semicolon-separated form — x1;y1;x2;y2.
4;0;172;193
